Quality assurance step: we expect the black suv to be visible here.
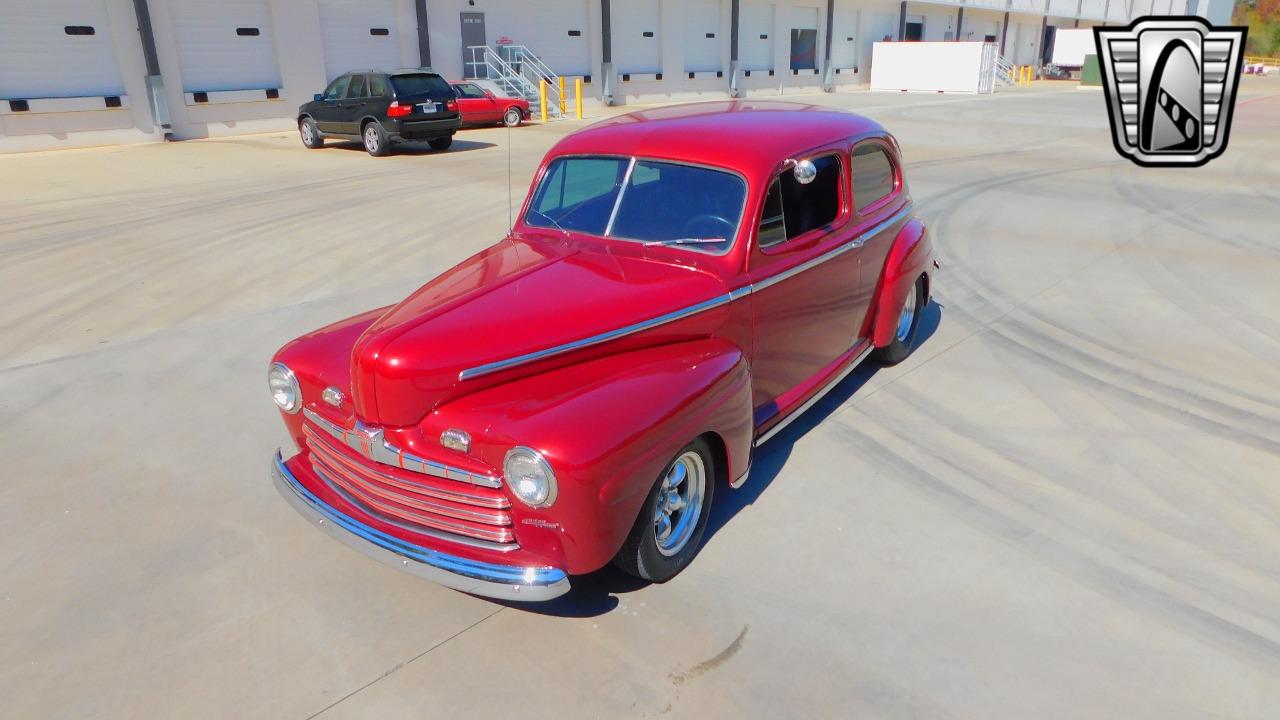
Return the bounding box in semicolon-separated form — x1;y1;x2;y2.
298;70;461;156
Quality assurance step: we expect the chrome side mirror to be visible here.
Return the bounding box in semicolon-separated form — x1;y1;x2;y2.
792;159;818;184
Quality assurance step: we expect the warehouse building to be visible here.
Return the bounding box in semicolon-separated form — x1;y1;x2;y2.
0;0;1208;152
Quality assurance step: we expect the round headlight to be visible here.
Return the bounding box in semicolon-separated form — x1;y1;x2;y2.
503;446;557;507
268;362;301;414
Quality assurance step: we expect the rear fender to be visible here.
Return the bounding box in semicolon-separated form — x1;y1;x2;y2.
871;218;933;348
426;339;753;574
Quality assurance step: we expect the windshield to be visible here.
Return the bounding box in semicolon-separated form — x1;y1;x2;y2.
390;73;453;98
524;156;747;254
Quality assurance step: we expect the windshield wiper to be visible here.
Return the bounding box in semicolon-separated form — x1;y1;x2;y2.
527;208;570;237
643;237;727;247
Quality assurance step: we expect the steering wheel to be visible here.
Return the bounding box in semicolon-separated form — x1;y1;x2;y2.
684;213;734;240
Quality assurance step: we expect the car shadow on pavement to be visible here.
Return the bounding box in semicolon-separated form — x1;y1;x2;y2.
498;300;943;618
327;139;496;155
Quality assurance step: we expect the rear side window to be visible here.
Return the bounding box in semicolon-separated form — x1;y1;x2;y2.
346;75;367;98
852;143;897;212
369;75;389;97
391;73;453;97
758;155;842;247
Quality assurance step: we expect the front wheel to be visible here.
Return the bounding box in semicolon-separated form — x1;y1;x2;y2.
613;438;716;582
428;135;453;151
503;108;523;127
873;275;926;366
299;117;323;148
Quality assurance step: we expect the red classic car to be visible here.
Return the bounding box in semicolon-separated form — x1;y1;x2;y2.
450;81;530;127
269;101;935;601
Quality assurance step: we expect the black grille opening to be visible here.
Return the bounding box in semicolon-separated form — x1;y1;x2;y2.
193;92;209;103
370;27;389;36
236;27;260;36
65;26;96;36
265;88;279;99
104;96;122;108
9;100;30;112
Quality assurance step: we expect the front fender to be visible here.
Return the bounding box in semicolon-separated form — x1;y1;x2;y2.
428;339;753;574
871;218;933;348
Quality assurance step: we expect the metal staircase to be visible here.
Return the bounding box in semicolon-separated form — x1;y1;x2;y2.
994;54;1018;88
465;45;564;116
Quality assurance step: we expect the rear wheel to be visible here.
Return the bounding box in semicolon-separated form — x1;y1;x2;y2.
613;438;716;582
428;135;453;151
299;117;323;148
873;275;926;366
362;121;390;156
503;108;523;127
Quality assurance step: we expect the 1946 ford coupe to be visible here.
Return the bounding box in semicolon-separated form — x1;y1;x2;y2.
268;101;936;601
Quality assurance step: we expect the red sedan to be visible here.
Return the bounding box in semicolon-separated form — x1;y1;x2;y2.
268;101;936;601
450;81;530;127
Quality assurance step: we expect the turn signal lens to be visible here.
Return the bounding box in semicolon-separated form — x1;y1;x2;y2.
387;101;411;118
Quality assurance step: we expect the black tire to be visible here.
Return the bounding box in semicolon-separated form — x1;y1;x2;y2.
362;121;390;156
503;108;523;127
872;275;926;366
613;438;717;583
299;117;324;148
428;135;453;151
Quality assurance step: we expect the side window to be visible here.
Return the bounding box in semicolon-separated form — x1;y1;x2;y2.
456;83;486;98
757;154;842;248
323;76;349;100
346;74;367;98
851;143;897;212
758;180;787;247
368;75;389;97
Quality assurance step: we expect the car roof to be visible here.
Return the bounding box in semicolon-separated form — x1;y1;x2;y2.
549;101;890;180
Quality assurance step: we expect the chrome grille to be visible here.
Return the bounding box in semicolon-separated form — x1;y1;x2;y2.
302;421;515;550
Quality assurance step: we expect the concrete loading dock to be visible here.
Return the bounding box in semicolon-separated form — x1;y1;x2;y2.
2;80;1278;717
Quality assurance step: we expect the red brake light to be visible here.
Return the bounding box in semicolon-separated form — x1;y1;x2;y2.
446;98;457;111
387;101;411;118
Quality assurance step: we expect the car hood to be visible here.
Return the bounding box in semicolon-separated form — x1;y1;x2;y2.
350;236;730;427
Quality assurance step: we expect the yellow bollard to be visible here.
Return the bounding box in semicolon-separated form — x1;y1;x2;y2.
574;77;583;120
558;76;566;114
539;80;548;122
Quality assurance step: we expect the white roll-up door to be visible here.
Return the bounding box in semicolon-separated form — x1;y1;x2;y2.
740;1;775;72
319;0;401;81
831;7;859;68
169;0;282;92
489;0;591;77
683;0;722;73
0;1;125;100
612;0;661;73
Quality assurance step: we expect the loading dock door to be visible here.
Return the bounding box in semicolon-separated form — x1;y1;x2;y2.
0;1;125;99
683;0;722;73
319;0;400;81
170;0;282;92
740;2;775;72
790;5;819;70
612;0;661;73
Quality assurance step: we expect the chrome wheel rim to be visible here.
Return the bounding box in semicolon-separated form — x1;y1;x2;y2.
301;122;314;144
896;284;918;342
364;126;379;152
505;109;520;126
654;452;706;557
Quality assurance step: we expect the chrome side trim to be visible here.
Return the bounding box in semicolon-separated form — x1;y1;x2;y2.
458;293;734;380
730;462;751;489
459;204;912;382
273;452;570;601
754;342;874;447
303;407;502;489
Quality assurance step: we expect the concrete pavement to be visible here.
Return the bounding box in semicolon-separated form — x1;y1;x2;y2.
2;80;1279;718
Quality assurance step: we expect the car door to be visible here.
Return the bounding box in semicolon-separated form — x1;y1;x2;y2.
338;73;369;134
747;150;862;430
313;75;349;133
848;139;909;338
452;82;495;123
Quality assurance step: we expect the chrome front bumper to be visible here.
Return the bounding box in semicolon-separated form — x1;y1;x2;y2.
271;451;570;601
